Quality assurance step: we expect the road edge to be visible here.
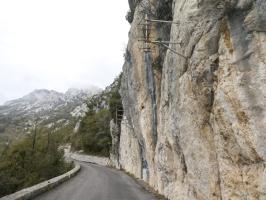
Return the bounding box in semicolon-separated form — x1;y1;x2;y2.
69;153;109;166
111;167;168;200
0;164;81;200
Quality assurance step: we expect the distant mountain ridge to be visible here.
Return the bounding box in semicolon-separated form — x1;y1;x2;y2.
4;86;101;105
4;89;64;105
0;86;101;141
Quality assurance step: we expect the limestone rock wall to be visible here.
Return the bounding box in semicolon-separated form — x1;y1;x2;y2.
109;120;120;168
118;0;266;199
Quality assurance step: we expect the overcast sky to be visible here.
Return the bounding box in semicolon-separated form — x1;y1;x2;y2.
0;0;130;104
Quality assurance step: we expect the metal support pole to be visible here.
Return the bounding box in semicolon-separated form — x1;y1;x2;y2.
115;106;118;127
138;39;180;45
152;41;187;59
147;19;179;24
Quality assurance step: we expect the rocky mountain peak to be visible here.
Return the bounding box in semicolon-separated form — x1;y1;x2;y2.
64;86;101;100
23;89;64;103
4;89;64;106
0;86;101;139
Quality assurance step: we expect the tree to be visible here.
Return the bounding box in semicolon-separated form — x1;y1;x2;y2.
0;132;73;198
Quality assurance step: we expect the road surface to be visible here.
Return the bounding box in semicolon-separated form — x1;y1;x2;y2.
34;162;157;200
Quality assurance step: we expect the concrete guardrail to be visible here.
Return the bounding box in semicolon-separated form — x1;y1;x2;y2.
0;164;81;200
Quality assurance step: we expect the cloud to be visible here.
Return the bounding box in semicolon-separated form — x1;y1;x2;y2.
0;0;130;102
0;93;7;105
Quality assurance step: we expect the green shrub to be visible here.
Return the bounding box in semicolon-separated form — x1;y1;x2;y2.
0;133;73;197
72;109;111;157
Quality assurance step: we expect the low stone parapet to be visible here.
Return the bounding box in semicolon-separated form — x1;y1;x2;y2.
0;164;80;200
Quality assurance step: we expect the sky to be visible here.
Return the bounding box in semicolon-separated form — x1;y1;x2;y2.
0;0;130;104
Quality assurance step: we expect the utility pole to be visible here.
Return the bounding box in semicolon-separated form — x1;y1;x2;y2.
138;13;187;58
144;13;149;52
32;117;40;151
32;121;37;151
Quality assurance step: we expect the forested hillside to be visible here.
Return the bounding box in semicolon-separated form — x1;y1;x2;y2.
71;74;123;157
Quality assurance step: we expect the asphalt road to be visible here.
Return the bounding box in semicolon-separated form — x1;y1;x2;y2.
34;162;157;200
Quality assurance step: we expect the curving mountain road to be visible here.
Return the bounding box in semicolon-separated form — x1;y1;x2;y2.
34;162;157;200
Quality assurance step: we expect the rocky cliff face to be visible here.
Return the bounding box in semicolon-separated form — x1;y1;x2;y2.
117;0;266;199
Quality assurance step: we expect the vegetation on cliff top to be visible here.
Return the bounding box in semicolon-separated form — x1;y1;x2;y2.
71;73;123;157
